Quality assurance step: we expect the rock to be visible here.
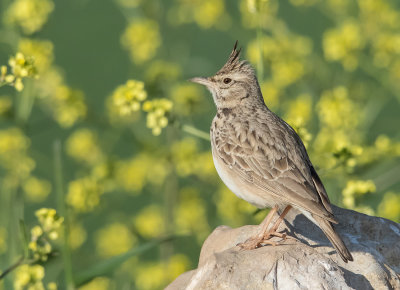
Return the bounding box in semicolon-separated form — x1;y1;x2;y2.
166;206;400;290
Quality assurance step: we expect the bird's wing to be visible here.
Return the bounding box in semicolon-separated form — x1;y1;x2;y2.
213;115;336;223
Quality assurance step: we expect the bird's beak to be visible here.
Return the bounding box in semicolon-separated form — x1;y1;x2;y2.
189;77;212;87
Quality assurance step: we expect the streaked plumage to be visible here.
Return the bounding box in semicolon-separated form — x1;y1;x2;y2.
190;41;353;263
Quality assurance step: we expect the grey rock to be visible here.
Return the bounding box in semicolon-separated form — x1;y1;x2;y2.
166;206;400;290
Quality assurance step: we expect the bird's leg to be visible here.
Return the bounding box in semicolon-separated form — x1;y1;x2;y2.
261;205;293;243
238;206;279;250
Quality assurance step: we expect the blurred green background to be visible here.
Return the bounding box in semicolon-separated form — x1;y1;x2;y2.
0;0;400;289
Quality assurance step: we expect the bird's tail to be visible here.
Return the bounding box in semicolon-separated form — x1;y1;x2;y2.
312;214;354;263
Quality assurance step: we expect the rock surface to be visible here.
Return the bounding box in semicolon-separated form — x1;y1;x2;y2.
167;206;400;290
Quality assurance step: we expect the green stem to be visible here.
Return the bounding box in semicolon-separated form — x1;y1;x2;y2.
53;140;74;290
182;125;210;141
16;80;35;124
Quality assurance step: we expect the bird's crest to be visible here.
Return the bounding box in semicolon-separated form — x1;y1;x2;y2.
216;41;254;76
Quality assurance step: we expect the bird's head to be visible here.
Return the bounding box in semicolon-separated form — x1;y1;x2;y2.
190;41;263;109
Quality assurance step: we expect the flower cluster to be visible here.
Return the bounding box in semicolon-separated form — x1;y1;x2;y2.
323;21;364;71
168;0;231;30
142;98;173;136
111;80;147;115
134;254;190;290
4;0;54;34
14;264;45;290
29;208;64;261
95;223;137;257
121;20;161;64
342;180;376;210
0;52;37;91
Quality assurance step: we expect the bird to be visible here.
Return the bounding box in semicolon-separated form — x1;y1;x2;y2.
190;41;353;263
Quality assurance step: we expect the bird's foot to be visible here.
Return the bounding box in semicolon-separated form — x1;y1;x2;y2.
238;230;293;250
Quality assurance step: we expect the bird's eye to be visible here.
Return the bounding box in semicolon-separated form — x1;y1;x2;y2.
223;78;232;84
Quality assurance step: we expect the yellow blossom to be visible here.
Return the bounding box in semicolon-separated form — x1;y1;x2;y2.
4;0;54;34
166;254;190;280
317;86;361;129
174;187;210;241
342;180;376;208
168;0;231;30
14;264;45;290
52;86;87;127
23;177;51;202
95;223;137;257
69;222;87;250
116;153;168;193
66;129;104;165
323;20;364;70
35;208;63;236
79;277;111;290
134;262;166;290
66;177;104;212
18;38;54;72
134;205;165;238
121;20;161;64
142;98;173;136
0;52;37;91
0;128;35;179
111;80;147;115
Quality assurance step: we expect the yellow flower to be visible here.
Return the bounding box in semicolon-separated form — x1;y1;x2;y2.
52;86;87;127
0;52;37;91
111;80;147;115
323;20;364;70
0;128;35;179
66;129;104;165
14;264;45;290
116;153;168;193
18;38;54;73
66;177;104;212
121;20;161;64
166;254;190;281
35;208;64;236
134;255;190;289
342;180;376;208
168;0;231;30
69;222;87;250
174;187;210;241
79;277;111;290
47;282;57;290
317;86;361;129
378;192;400;222
134;262;166;290
95;223;137;257
142;99;173;136
134;205;165;238
4;0;54;34
23;177;51;202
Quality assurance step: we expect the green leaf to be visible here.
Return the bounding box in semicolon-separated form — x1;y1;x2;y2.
74;236;174;287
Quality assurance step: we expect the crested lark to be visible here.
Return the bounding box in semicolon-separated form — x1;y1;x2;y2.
190;41;353;263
